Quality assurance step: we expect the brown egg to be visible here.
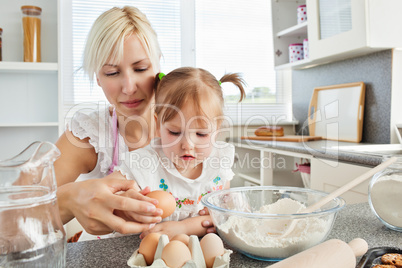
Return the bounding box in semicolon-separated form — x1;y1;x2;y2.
138;233;161;265
161;240;192;268
200;233;225;268
146;190;176;218
171;234;190;246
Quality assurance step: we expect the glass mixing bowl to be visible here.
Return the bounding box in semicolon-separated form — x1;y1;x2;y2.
201;186;345;261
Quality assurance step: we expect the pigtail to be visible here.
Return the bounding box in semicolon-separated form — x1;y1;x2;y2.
220;73;246;102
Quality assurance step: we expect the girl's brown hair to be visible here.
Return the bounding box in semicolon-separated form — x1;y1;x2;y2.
154;67;246;126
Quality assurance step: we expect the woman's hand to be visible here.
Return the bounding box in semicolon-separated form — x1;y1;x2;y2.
114;187;163;223
199;207;216;234
57;177;162;235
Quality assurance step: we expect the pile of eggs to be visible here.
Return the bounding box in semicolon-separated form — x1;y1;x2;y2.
127;190;231;267
128;233;231;268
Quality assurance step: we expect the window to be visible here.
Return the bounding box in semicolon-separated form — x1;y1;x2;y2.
61;0;293;126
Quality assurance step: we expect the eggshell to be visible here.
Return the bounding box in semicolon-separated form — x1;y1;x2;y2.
138;233;161;265
161;240;192;268
146;190;176;218
200;233;225;268
171;234;190;246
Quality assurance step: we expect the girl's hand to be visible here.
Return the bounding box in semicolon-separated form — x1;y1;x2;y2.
198;207;209;216
58;178;162;235
140;216;213;239
140;221;187;240
199;207;216;234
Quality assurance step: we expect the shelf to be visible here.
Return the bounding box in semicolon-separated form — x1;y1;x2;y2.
238;172;261;185
274;58;320;70
0;62;58;73
0;122;59;127
276;22;308;38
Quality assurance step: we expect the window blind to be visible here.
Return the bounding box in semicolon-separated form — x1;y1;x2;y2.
194;0;293;125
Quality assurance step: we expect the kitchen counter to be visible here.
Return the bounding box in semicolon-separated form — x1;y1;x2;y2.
66;203;402;267
230;137;385;167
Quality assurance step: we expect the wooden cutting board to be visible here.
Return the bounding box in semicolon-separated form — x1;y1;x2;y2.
308;82;365;142
241;135;322;142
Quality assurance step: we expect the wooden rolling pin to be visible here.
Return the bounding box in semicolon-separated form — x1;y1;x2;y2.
268;238;368;268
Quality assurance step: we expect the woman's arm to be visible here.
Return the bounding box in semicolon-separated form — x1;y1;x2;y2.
55;131;163;234
139;215;212;240
57;176;162;235
54;131;98;186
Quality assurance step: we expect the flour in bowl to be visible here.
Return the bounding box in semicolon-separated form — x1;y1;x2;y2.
218;198;332;259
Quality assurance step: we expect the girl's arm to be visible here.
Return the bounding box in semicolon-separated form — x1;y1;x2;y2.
199;181;231;232
140;215;212;240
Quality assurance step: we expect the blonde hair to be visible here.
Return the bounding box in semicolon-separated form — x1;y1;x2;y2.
154;67;246;126
83;6;161;81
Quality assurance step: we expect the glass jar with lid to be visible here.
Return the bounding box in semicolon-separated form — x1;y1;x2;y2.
369;156;402;232
21;5;42;62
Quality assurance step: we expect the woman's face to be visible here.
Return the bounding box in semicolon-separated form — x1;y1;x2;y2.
96;34;156;118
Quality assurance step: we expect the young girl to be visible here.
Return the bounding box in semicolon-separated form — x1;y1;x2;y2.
118;67;246;239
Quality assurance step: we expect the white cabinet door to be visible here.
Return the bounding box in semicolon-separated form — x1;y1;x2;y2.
307;0;367;61
310;158;371;204
308;0;402;62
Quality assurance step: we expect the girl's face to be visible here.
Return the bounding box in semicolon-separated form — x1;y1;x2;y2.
96;34;156;118
158;101;218;173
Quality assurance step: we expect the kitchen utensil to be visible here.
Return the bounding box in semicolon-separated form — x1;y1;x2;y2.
308;82;365;142
278;156;397;238
201;186;345;261
268;238;368;268
0;141;66;266
241;135;322;142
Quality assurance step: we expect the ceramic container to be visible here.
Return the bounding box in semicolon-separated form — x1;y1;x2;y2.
289;43;303;63
297;5;307;24
303;38;309;59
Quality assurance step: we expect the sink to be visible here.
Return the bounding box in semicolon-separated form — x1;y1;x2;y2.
327;144;402;156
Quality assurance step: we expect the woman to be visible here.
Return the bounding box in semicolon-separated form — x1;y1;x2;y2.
56;6;213;237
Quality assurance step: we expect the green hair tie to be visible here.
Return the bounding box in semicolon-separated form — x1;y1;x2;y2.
158;72;165;80
218;80;222;85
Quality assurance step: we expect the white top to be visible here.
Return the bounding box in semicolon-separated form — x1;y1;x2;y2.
116;138;235;221
67;104;128;180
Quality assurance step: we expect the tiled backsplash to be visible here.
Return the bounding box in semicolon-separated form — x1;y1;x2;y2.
292;50;392;144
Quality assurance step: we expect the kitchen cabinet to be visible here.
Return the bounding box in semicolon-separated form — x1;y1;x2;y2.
231;141;371;204
0;0;61;160
231;141;310;188
271;0;402;70
310;158;370;203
